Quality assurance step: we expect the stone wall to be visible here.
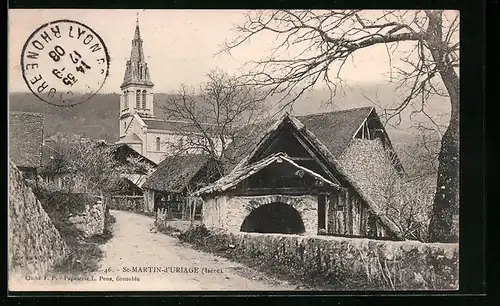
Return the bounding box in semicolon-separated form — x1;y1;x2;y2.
180;227;459;290
67;195;106;238
202;194;319;234
8;160;69;278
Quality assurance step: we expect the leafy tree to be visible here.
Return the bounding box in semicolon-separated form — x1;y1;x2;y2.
40;134;147;196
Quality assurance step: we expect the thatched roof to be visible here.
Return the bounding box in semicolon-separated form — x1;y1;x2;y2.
142;154;213;192
9;111;44;169
193;152;341;196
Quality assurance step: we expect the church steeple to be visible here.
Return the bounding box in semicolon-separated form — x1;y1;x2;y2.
121;14;154;89
119;14;155;139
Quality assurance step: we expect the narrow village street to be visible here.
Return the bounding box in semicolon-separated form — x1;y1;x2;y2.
14;210;300;291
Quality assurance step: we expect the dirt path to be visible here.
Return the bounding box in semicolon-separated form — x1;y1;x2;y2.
13;210;300;291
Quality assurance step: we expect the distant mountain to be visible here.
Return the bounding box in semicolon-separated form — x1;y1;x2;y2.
8;92;174;142
8;83;450;152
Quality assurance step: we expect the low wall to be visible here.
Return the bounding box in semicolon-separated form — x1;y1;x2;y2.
155;209;203;232
8;161;69;278
106;195;143;212
179;227;459;290
34;190;106;239
68;196;106;238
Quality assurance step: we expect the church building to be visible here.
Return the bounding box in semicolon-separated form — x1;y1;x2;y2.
116;18;216;164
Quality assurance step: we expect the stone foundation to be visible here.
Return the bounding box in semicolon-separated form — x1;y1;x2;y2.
202;194;319;234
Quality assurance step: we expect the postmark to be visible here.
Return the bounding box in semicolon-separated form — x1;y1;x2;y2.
21;19;110;107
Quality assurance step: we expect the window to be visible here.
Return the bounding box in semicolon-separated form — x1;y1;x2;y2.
142;90;147;109
156;137;160;151
136;90;141;108
123;121;127;131
123;90;128;109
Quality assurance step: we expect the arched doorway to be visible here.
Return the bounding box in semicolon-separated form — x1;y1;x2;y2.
240;202;305;234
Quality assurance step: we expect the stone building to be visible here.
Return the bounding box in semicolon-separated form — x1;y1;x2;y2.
116;18;220;164
8;111;44;180
194;107;405;240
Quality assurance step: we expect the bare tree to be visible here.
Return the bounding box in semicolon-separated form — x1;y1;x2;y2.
221;10;459;242
157;69;267;176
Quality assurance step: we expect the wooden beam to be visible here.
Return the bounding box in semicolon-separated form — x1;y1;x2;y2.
229;187;335;196
289;157;315;161
352;116;369;139
291;131;341;186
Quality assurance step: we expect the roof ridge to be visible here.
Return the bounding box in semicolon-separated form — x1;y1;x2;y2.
297;106;374;118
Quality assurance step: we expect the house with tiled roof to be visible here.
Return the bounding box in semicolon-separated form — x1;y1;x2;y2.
193;106;406;241
142;153;221;219
9;111;44;179
116;18;220;164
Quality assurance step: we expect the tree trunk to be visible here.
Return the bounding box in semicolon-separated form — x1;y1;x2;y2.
426;10;460;243
428;107;459;242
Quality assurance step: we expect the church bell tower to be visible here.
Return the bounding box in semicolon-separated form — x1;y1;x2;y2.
119;15;155;137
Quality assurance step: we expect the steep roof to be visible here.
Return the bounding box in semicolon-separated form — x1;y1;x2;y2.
107;143;157;167
9;111;44;169
298;106;374;157
121;19;154;88
142;154;213;192
200;108;403;239
221;118;276;174
117;132;142;144
221;107;374;174
194;152;341;196
120;173;148;189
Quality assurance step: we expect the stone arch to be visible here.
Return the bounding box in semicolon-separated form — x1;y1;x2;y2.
235;195;312;234
240;202;305;234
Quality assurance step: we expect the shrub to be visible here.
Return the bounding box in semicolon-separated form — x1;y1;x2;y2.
178;224;211;245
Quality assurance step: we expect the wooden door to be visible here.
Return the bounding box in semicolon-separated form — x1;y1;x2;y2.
318;194;326;232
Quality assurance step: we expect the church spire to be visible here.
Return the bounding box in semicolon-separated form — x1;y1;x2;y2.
121;15;153;89
134;13;141;41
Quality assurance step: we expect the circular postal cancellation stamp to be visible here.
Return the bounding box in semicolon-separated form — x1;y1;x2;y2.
21;19;110;107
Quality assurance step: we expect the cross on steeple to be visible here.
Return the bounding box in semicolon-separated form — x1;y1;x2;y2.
121;15;154;89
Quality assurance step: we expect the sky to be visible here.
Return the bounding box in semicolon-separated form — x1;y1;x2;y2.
8;9;415;94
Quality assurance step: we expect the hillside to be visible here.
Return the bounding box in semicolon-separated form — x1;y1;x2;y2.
8;85;450;149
